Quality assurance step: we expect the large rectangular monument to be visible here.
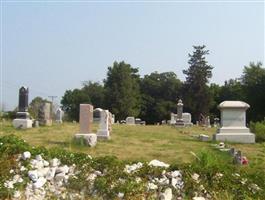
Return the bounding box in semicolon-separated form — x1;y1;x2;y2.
75;104;97;146
213;101;255;143
12;86;33;129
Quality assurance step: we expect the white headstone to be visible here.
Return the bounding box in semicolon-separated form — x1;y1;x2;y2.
182;113;193;126
170;113;176;125
111;114;115;124
126;117;135;125
55;108;63;124
97;109;110;139
213;101;255;143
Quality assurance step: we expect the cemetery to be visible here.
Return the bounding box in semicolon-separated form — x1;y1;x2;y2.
0;85;265;199
1;60;265;200
1;3;264;199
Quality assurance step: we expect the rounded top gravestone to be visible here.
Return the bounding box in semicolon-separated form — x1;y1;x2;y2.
218;101;250;110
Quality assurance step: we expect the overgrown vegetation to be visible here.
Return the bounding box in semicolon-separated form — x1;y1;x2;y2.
0;135;264;199
250;121;265;142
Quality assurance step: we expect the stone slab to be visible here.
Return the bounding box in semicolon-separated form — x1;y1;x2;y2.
97;130;110;140
74;133;97;147
199;134;210;141
13;119;33;129
213;133;255;143
79;104;93;133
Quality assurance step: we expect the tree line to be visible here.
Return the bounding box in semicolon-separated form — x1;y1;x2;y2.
60;45;265;124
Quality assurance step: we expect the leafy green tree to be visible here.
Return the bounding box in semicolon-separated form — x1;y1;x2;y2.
104;61;141;120
219;79;244;102
29;97;50;119
209;83;222;118
182;45;213;122
82;81;105;108
241;62;265;122
61;89;90;121
140;72;182;124
209;80;244;119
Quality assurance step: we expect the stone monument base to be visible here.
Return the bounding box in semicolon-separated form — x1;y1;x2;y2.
56;120;63;124
74;133;97;147
213;127;255;143
13;119;33;129
184;122;193;127
175;120;185;127
97;129;110;140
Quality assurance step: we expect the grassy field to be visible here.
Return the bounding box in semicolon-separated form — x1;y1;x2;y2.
1;120;264;166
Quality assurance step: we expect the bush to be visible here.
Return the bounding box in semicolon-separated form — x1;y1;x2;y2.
250;121;265;142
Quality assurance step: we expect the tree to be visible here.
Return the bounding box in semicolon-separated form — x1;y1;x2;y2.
139;71;182;124
29;97;50;119
61;89;90;121
241;62;265;122
82;81;105;109
183;45;213;122
104;61;141;120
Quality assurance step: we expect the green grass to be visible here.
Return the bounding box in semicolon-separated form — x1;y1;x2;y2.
1;121;264;167
1;121;265;199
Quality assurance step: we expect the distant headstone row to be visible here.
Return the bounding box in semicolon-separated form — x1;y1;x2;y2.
12;86;64;129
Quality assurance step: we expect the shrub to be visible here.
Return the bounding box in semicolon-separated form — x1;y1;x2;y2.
250;121;265;142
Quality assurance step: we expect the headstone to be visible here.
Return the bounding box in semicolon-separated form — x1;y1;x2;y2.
199;113;206;126
38;102;52;126
213;101;255;143
213;117;220;127
140;121;146;125
135;118;141;125
75;104;97;147
18;86;29;112
55;108;63;124
205;116;211;128
126;117;135;125
33;120;39;128
182;112;193;126
199;134;210;141
12;86;33;129
229;148;236;156
170;113;176;125
175;99;184;127
97;109;110;139
108;111;112;132
93;108;103;122
111;114;115;124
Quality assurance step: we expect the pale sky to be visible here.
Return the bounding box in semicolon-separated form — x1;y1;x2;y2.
1;1;264;111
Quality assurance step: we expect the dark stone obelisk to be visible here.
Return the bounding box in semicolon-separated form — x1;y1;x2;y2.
13;86;32;128
18;86;29;112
